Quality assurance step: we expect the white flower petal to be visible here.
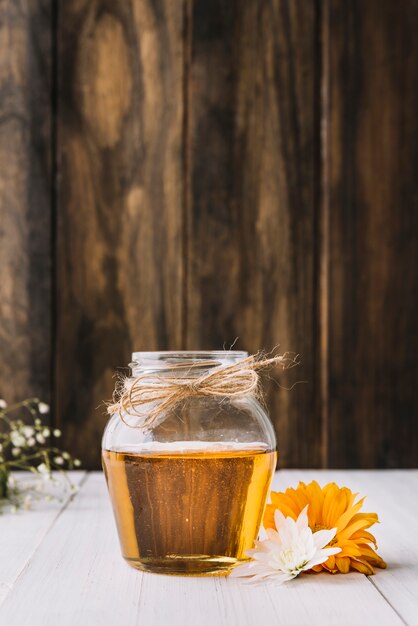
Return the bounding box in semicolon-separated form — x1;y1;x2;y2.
230;562;267;577
312;528;338;550
306;547;342;569
296;505;309;531
274;508;287;531
265;527;281;543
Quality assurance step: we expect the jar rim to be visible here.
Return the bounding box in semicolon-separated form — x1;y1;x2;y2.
131;350;248;369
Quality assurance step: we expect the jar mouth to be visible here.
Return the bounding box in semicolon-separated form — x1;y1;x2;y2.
131;350;248;371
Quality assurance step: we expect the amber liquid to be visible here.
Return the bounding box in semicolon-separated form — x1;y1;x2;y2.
102;443;276;575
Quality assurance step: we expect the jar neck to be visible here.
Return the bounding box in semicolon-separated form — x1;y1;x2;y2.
130;351;248;376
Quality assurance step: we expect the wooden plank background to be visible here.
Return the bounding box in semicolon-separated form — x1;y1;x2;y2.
0;0;417;469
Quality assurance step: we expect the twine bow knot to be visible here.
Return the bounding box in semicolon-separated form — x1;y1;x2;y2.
107;352;297;429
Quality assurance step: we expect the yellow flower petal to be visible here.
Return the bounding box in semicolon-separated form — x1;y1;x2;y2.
336;557;351;573
350;559;375;575
264;480;385;576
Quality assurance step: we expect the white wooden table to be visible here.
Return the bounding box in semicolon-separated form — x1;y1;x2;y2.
0;470;417;626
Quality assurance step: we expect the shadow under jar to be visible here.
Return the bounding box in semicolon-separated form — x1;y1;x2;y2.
102;351;277;576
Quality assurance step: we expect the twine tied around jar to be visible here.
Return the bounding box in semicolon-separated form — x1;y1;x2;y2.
107;352;299;429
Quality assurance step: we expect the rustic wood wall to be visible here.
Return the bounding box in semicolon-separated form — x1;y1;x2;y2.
0;0;417;469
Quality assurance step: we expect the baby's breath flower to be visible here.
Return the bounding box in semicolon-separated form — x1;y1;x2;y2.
22;426;35;438
74;459;81;467
11;432;25;448
37;463;49;475
0;397;77;514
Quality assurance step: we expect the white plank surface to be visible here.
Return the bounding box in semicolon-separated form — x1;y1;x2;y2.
0;471;416;626
0;471;86;607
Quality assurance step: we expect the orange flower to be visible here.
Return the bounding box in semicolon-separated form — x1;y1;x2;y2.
264;481;386;575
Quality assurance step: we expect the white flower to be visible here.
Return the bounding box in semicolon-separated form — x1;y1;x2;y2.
74;459;81;467
54;456;64;465
0;399;7;409
22;426;35;438
53;429;61;437
36;433;45;444
37;462;48;474
10;432;26;448
38;402;50;414
27;437;36;447
62;452;70;460
11;448;21;457
230;505;341;585
42;428;50;437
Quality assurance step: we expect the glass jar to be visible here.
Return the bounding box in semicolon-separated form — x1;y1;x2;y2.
102;351;277;576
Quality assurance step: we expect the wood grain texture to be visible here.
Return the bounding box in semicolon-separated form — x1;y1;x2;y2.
0;471;414;626
0;471;86;607
185;0;321;467
0;0;52;407
1;0;417;470
323;0;418;468
55;0;184;467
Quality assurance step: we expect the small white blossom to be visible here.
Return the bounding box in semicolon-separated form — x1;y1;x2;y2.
38;402;50;414
35;418;41;426
74;459;81;467
62;452;70;460
42;428;50;438
0;399;7;409
53;429;61;437
37;463;49;475
54;456;64;466
36;433;45;444
11;447;21;457
231;505;341;585
22;426;35;438
27;437;36;447
10;432;26;448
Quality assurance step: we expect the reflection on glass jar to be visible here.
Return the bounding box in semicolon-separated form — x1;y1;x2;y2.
102;351;277;576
